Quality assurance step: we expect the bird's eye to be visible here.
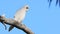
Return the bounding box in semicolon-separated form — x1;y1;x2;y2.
26;7;29;9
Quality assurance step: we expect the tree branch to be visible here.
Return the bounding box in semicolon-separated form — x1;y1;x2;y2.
0;16;34;34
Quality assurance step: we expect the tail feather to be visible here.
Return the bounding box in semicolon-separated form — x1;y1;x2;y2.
8;25;14;32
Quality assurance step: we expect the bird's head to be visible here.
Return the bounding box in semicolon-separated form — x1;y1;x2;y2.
23;5;29;12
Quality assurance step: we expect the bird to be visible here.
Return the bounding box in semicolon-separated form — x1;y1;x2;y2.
0;5;34;34
8;5;29;31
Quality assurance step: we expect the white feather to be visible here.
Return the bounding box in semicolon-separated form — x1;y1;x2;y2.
14;5;29;22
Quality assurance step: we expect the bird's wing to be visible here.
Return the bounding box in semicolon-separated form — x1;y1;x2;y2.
8;5;29;32
14;5;29;22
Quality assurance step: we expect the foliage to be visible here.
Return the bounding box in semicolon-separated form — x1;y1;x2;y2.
48;0;60;7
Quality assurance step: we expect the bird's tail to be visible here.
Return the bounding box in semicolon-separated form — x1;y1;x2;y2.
8;25;14;32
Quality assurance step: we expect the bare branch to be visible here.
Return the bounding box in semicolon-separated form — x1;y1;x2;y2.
0;16;34;34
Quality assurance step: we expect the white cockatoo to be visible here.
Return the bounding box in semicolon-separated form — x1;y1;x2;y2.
8;5;29;31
